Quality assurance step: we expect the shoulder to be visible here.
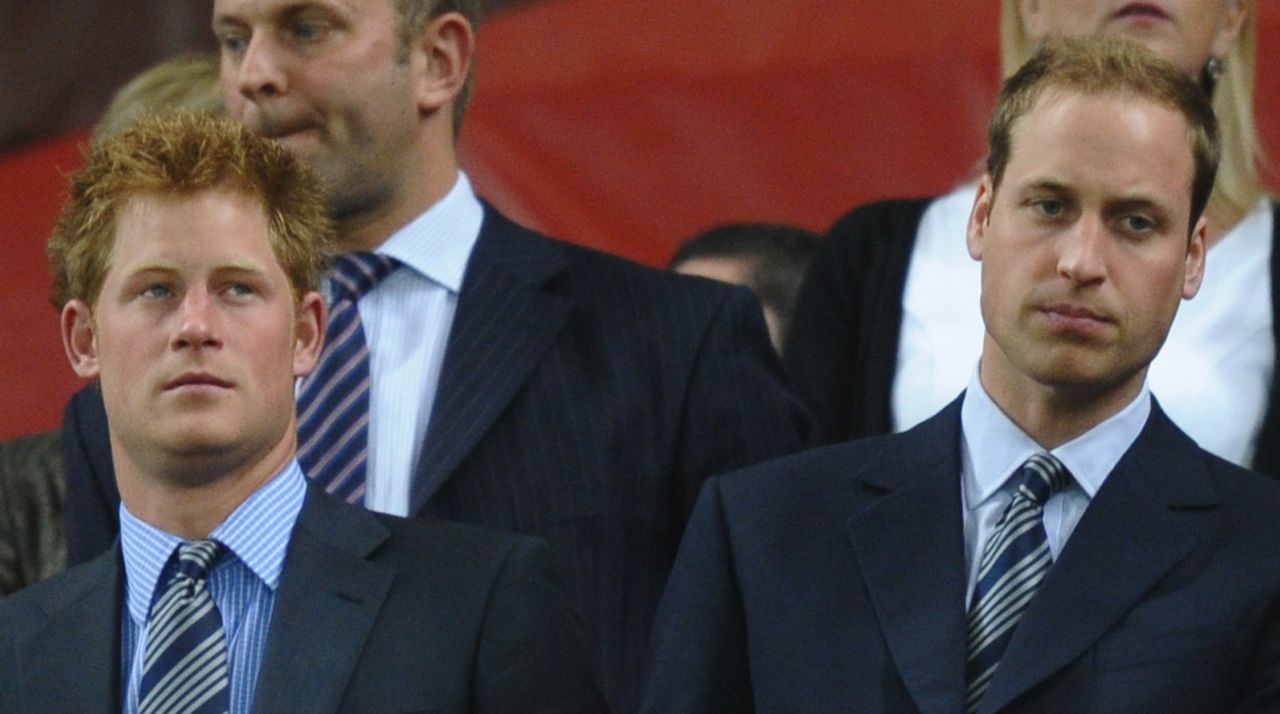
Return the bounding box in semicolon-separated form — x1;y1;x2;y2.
0;551;115;638
703;401;959;532
825;194;938;257
702;430;914;537
476;201;759;333
1144;407;1280;537
372;511;549;575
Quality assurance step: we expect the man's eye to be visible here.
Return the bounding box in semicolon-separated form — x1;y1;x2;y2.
226;283;255;297
217;32;247;55
290;21;326;41
1123;215;1154;233
141;285;172;299
1033;199;1064;217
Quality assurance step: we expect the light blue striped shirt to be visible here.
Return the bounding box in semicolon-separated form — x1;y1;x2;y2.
120;461;307;714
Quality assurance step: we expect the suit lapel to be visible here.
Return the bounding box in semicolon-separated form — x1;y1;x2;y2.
22;549;121;713
252;487;396;714
846;399;970;714
980;405;1218;713
411;205;571;513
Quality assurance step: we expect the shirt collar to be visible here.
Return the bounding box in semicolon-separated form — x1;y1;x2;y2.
960;368;1151;508
119;460;308;625
374;170;483;294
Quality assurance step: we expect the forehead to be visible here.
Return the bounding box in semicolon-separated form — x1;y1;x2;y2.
1004;88;1194;197
110;190;275;267
213;0;392;23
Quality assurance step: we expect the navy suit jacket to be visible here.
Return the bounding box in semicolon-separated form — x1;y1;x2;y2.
0;483;605;713
62;203;810;711
641;397;1280;713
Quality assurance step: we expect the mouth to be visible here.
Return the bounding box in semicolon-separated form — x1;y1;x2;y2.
1037;303;1115;337
163;372;234;392
1112;2;1171;23
247;110;322;144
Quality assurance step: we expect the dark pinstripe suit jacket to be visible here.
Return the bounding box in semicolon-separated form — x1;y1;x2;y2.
63;203;811;712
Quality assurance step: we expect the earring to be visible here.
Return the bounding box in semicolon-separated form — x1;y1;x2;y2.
1206;56;1224;83
1202;56;1224;96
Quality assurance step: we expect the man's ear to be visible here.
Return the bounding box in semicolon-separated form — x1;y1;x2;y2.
1182;215;1208;300
61;299;101;379
967;175;995;262
408;11;476;117
292;291;326;378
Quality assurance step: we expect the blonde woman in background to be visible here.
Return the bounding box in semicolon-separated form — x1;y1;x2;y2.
784;1;1279;475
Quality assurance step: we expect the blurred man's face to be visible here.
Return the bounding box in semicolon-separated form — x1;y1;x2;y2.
967;89;1205;405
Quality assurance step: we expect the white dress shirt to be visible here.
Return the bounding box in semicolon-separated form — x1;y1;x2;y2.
959;371;1151;607
318;172;483;516
895;187;1274;468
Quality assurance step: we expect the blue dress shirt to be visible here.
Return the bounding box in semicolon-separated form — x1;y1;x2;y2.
119;461;307;713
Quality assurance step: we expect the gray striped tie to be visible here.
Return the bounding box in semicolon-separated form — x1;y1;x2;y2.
964;453;1071;712
139;539;229;714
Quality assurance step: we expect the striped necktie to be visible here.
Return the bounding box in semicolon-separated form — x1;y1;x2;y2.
965;453;1072;712
139;539;228;714
297;252;401;504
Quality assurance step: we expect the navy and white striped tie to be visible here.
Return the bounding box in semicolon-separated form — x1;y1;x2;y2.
965;453;1071;712
139;539;228;714
297;252;400;504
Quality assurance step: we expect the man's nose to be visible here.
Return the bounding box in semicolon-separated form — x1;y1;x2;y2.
1057;216;1108;286
233;35;289;100
172;288;222;351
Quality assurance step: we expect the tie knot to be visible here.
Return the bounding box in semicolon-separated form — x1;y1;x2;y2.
174;539;222;582
331;252;401;300
1015;453;1072;506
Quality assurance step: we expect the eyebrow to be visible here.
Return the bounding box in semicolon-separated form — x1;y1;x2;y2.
1017;179;1073;196
120;261;269;280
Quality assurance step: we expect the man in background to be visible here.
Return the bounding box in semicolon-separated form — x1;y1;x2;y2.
670;222;822;354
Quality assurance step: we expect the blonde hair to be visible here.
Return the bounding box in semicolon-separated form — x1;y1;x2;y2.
95;53;223;144
989;37;1220;229
49;112;333;309
1000;0;1265;218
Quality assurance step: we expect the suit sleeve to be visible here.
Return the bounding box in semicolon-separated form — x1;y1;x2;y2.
675;285;810;517
62;385;120;566
639;477;752;714
473;537;609;714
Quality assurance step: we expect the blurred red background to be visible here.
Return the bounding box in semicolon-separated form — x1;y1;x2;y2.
3;0;1278;438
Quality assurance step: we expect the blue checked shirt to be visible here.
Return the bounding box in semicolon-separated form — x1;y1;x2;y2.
119;461;307;713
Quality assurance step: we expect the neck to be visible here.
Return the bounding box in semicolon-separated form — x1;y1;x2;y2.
336;153;460;252
977;346;1145;451
113;436;296;540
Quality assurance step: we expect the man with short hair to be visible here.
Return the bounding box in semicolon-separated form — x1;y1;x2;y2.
62;0;810;709
669;222;822;353
641;37;1280;713
2;112;603;712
